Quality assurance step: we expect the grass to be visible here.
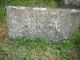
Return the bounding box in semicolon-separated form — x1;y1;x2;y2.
1;30;80;60
0;0;80;60
0;0;60;7
0;37;73;60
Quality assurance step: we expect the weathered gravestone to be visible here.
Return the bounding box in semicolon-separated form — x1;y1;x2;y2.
6;6;80;42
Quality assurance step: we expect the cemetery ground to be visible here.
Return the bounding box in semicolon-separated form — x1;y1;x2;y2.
0;0;80;60
0;8;80;60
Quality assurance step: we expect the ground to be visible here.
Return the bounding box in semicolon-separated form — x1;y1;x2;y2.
0;0;80;60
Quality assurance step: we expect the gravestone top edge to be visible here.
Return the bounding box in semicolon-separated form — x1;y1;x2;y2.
6;6;80;14
6;6;80;10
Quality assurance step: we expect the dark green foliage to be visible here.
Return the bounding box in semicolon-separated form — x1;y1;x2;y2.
0;0;61;7
69;29;80;52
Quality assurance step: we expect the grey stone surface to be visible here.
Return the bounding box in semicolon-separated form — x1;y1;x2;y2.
63;0;80;6
6;6;80;41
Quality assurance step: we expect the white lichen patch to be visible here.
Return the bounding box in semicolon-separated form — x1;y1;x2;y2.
18;7;26;9
71;9;79;13
33;8;47;11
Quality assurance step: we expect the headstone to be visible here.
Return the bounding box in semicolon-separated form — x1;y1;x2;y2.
6;6;80;42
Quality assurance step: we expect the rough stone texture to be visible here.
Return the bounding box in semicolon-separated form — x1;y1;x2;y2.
63;0;80;6
6;6;80;42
